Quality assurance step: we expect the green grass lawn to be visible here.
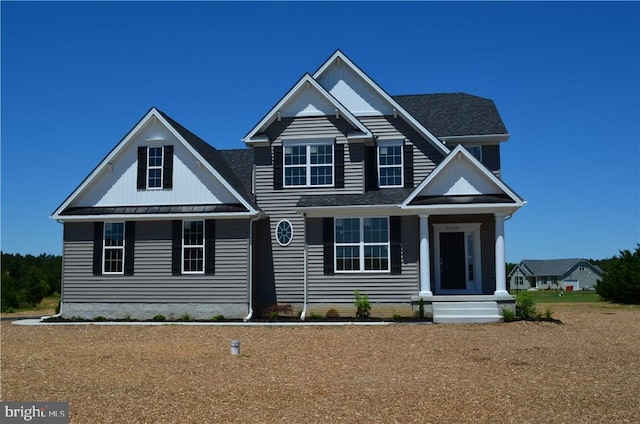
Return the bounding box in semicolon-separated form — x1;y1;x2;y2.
511;289;601;303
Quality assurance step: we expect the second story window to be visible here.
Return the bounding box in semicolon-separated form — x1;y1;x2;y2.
465;145;483;162
378;141;403;187
283;142;333;187
137;145;173;190
147;147;164;188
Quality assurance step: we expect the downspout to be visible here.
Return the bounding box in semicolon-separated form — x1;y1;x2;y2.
244;215;261;322
300;212;308;321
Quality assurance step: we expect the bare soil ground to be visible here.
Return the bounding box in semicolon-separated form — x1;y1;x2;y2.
2;303;639;423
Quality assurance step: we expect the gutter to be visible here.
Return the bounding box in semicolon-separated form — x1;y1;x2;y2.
300;212;309;321
243;215;262;322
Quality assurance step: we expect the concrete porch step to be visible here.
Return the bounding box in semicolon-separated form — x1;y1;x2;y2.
432;301;502;324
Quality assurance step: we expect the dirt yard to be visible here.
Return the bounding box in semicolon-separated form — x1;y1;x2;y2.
1;303;639;423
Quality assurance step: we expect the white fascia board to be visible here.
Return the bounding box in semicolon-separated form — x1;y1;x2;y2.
441;134;511;144
242;73;372;144
401;144;524;208
53;211;259;222
313;50;449;156
51;108;162;219
153;113;259;215
401;203;522;215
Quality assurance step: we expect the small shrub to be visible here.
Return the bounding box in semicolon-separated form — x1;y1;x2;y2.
94;316;108;322
392;313;402;322
501;308;516;322
418;297;425;319
153;314;166;322
516;291;537;319
353;290;371;319
211;314;225;321
543;306;554;319
263;304;294;320
307;312;324;320
179;313;192;322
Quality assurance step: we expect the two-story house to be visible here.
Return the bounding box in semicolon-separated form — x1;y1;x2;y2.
51;51;524;323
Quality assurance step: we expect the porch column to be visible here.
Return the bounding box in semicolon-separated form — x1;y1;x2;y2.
494;212;509;296
419;214;433;297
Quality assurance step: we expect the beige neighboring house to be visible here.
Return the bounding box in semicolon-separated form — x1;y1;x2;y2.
508;259;604;291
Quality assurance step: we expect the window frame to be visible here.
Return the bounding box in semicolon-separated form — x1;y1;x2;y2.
283;140;334;188
334;217;390;273
377;140;404;188
275;219;294;247
182;220;205;274
103;222;125;275
147;146;164;189
465;145;483;162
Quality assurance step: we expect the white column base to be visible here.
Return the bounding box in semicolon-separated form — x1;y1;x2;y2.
419;291;434;297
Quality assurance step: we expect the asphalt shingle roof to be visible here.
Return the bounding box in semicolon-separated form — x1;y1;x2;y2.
518;259;604;277
297;188;415;208
392;93;508;137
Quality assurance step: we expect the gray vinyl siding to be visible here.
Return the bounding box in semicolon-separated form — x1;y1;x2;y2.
359;116;445;185
306;216;419;303
62;220;249;303
429;215;496;295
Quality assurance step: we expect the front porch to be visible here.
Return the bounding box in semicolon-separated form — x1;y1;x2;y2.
411;294;515;323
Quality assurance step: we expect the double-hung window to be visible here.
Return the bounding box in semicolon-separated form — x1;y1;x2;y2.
183;220;204;274
284;141;333;187
378;141;403;187
147;147;164;189
465;145;483;162
103;222;125;274
335;217;390;272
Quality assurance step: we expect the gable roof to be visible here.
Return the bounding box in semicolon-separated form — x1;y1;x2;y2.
52;107;259;219
402;145;524;213
313;50;449;155
393;93;508;138
515;259;604;277
242;73;372;144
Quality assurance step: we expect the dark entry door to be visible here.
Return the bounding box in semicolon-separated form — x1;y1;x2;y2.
440;232;466;290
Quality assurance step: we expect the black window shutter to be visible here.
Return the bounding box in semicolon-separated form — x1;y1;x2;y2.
163;145;173;189
137;147;147;190
334;144;345;188
273;146;283;190
365;145;378;191
205;219;216;275
93;222;104;276
124;221;135;276
403;143;414;188
171;220;182;276
390;216;402;275
323;217;334;275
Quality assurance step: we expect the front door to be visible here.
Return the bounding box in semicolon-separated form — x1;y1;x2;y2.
434;223;482;294
440;232;466;290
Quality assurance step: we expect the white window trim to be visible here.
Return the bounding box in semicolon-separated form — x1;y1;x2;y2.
377;140;404;188
334;217;390;273
103;222;125;275
283;140;334;188
433;223;482;294
275;219;294;247
182;220;205;275
147;146;164;190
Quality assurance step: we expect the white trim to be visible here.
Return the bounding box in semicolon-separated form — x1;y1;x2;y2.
102;222;125;275
182;219;205;275
242;73;372;144
433;223;482;295
275;219;293;247
312;50;449;155
54;212;257;222
377;140;404;188
334;217;390;273
401;144;525;209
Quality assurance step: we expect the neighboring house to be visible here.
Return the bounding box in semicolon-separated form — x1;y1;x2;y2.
508;259;604;291
52;50;524;323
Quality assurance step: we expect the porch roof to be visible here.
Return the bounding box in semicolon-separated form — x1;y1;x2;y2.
409;194;516;205
296;188;414;208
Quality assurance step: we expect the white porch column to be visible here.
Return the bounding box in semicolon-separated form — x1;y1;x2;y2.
419;214;433;297
494;212;509;296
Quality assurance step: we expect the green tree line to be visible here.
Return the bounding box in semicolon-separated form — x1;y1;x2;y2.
1;252;62;312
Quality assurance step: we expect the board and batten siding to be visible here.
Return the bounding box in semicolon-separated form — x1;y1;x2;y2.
62;220;250;303
305;216;419;303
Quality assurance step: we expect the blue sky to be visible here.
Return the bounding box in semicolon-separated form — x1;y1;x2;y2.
1;1;638;262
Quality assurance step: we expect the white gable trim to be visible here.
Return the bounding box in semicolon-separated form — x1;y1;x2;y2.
52;108;258;219
313;50;449;156
401;145;524;209
242;73;372;144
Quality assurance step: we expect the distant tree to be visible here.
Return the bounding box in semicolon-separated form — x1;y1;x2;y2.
1;252;62;311
596;246;640;304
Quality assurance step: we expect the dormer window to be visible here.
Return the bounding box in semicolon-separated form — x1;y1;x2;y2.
465;145;483;162
283;141;334;187
378;140;403;187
